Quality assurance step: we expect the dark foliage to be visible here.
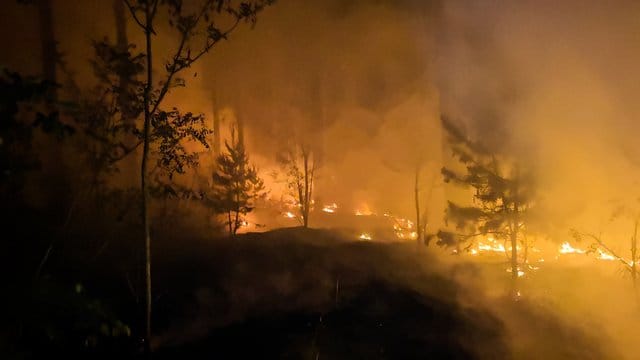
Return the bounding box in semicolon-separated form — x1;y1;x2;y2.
437;116;535;249
208;130;265;236
0;70;72;202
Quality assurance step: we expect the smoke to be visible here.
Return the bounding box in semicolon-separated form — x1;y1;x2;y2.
436;0;640;240
435;2;640;358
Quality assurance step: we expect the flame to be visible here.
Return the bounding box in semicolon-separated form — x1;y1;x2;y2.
322;203;338;213
283;211;296;219
477;237;506;253
559;242;586;254
596;249;616;261
359;232;372;241
467;236;509;255
478;243;506;252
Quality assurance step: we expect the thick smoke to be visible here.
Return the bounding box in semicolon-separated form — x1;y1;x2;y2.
437;0;640;241
436;1;640;358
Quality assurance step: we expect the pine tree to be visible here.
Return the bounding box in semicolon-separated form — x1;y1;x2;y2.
210;129;265;237
438;116;535;296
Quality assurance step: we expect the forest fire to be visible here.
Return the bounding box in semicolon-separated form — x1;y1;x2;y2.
5;0;640;358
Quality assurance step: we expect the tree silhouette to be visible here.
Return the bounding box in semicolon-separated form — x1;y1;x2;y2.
123;0;273;351
438;116;535;296
209;128;265;237
278;143;316;228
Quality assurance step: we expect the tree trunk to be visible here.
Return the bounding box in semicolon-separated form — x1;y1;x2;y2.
414;165;422;244
236;112;245;149
234;210;240;236
37;0;56;97
303;150;309;228
632;220;638;300
233;190;240;236
141;3;154;353
510;173;520;298
510;222;518;296
212;90;221;157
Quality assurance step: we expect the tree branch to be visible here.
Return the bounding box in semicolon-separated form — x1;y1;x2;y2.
123;0;146;30
578;231;632;268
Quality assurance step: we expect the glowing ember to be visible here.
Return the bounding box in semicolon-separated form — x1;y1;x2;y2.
596;249;616;261
283;211;296;219
559;242;586;254
359;232;372;241
506;267;526;277
322;203;338;213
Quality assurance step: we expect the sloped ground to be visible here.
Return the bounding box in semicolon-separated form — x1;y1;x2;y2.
148;227;612;359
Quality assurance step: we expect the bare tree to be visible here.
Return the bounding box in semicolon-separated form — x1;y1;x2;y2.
571;220;640;298
279;143;316;228
414;163;439;245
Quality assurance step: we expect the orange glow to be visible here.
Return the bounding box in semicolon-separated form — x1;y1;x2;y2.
354;204;374;216
475;236;506;253
322;203;338;213
506;267;526;277
559;242;586;254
